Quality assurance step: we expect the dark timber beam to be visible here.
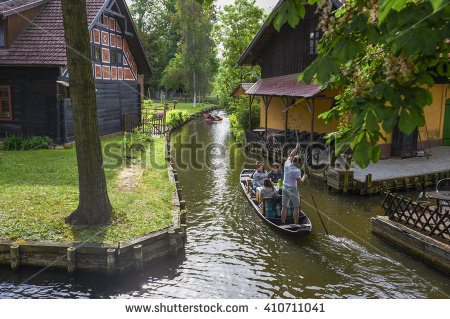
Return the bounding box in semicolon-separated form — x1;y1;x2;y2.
248;95;254;132
104;9;125;19
262;95;272;139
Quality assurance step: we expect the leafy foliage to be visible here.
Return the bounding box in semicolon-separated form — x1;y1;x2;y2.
3;135;52;151
213;0;265;108
166;110;190;126
272;0;449;168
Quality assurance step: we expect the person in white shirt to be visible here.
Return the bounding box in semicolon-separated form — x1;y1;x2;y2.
281;143;307;225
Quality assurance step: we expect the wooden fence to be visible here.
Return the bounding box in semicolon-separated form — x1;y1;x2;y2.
381;191;449;243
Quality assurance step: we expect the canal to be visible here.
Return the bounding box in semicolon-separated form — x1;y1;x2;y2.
0;112;448;298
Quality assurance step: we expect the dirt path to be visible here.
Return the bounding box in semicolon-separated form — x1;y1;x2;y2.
116;165;144;191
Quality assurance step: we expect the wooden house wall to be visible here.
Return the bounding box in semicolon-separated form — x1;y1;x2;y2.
6;5;46;48
260;7;319;79
0;66;59;137
61;80;140;142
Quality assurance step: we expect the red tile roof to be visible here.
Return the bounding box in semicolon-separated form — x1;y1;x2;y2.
246;73;326;98
0;0;106;65
0;0;50;17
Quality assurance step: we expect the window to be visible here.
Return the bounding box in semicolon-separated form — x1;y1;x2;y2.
93;46;101;61
0;87;12;120
0;23;5;47
117;52;122;65
111;50;117;64
309;30;320;55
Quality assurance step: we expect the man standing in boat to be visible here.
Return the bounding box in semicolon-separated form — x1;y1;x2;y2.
281;143;308;225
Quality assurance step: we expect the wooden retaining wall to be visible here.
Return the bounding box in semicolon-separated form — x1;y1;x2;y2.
372;216;450;274
326;169;450;195
0;139;187;274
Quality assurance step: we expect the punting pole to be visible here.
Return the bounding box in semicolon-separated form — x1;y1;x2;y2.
296;131;330;236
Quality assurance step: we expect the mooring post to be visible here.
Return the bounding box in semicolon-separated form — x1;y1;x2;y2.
176;182;182;201
173;172;179;182
180;210;187;224
107;248;116;275
414;177;421;190
180;224;187;242
168;230;178;256
133;245;144;272
67;247;76;273
10;244;19;271
365;174;372;195
343;170;349;194
179;200;186;211
404;177;410;190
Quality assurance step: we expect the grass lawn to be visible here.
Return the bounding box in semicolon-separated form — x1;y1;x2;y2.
0;135;175;243
150;102;217;115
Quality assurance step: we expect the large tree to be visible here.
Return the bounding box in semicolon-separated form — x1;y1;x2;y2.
61;0;112;225
270;0;449;168
213;0;265;109
174;0;217;107
130;0;181;97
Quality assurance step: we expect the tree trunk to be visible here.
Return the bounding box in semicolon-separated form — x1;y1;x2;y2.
61;0;112;225
193;70;196;108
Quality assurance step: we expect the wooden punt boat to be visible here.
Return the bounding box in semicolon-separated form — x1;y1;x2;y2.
240;169;312;236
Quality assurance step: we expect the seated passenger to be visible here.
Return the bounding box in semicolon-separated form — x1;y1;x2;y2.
268;162;283;184
260;178;276;198
251;162;268;191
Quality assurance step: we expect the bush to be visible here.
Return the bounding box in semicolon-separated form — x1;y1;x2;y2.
166;110;190;126
227;96;260;142
2;135;52;151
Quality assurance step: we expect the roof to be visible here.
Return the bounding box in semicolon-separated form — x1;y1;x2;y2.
0;0;105;65
0;0;50;17
246;73;326;98
0;0;151;74
230;82;254;96
237;0;343;67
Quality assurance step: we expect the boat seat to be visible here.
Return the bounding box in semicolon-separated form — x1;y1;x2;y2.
262;197;294;218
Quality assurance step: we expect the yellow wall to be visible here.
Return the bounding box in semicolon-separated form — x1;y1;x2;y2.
259;89;339;133
380;84;449;145
260;85;449;149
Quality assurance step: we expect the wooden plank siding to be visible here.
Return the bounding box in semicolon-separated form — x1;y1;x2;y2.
260;6;319;79
60;80;141;142
0;66;59;137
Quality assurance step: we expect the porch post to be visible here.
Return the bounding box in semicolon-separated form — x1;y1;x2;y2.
262;95;272;139
248;95;254;131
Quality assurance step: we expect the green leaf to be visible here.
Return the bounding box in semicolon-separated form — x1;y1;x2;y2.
273;6;288;31
353;137;370;169
398;109;417;134
351;111;365;128
382;112;398;133
299;60;319;84
316;56;339;83
369;144;381;163
287;4;300;28
365;110;378;132
332;38;364;63
378;0;407;25
414;88;433;107
431;0;445;11
295;3;306;19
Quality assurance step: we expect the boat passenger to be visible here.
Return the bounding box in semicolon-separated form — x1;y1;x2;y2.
281;143;308;225
268;162;283;184
251;162;268;191
259;178;283;211
206;113;215;120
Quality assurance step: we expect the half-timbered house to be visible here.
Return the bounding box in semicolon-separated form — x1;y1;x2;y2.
0;0;151;142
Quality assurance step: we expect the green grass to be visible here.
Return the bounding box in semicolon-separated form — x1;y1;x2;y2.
0;135;175;243
151;102;217;115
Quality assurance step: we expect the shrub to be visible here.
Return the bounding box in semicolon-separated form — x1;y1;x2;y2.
2;135;52;151
166;110;189;126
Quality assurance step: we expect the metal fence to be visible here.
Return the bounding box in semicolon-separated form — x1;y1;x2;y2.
381;191;449;243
